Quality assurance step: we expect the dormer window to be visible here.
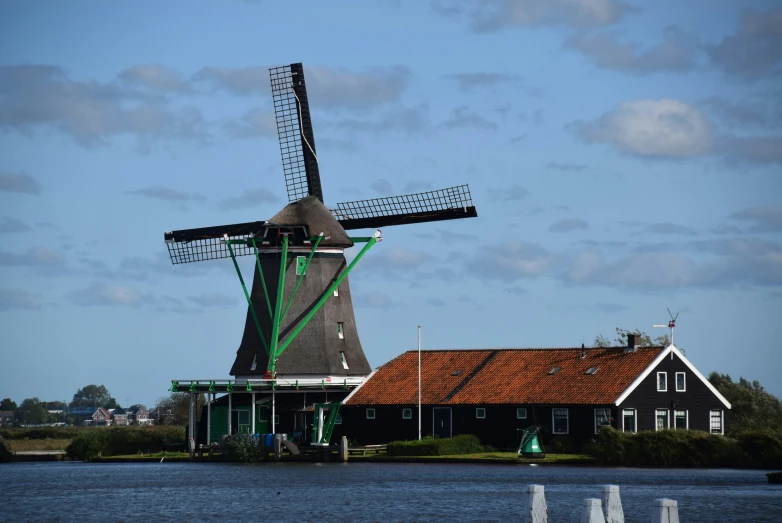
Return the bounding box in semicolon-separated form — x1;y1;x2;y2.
586;367;598;375
548;367;561;375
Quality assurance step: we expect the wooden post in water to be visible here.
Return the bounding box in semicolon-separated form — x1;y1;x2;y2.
651;499;679;523
206;395;211;445
273;434;282;461
521;484;547;523
580;499;605;523
601;485;624;523
251;392;256;435
227;393;232;436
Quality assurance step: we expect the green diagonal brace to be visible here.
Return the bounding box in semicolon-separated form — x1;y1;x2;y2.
267;236;288;373
250;238;273;321
280;234;324;324
226;239;269;356
274;234;379;361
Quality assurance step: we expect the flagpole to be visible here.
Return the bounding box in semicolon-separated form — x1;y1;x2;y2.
418;325;421;441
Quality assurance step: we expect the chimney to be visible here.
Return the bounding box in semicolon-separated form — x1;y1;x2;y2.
579;343;586;359
625;334;638;353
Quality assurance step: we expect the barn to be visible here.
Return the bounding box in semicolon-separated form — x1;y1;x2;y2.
336;335;731;450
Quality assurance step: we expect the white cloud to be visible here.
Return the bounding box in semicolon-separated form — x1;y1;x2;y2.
549;218;590;232
573;99;714;158
729;205;782;232
216;188;278;210
565;27;699;75
222;108;277;139
0;288;41;311
433;0;630;32
120;64;190;93
466;240;555;280
0;217;32;233
353;290;396;310
0;246;66;266
187;293;237;308
0;172;42;194
126;186;206;204
707;8;782;81
69;283;149;307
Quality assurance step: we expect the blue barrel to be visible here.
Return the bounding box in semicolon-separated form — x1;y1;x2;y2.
265;433;273;447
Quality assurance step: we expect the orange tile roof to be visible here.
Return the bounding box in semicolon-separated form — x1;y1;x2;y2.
347;347;664;406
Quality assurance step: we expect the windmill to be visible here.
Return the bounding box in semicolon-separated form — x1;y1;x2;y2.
164;63;478;383
653;308;680;350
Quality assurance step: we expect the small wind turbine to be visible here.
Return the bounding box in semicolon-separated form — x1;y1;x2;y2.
654;308;680;357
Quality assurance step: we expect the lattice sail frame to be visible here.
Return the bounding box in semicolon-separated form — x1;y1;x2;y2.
270;63;323;203
331;185;477;230
164;222;265;264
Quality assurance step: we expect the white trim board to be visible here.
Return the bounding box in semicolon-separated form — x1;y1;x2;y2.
342;370;375;404
614;345;731;409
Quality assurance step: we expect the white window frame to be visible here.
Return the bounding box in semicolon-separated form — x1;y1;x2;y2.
366;408;375;420
674;409;688;430
337;322;344;339
402;408;412;419
655;409;669;431
340;351;349;370
622;408;637;433
476;407;486;419
516;407;527;419
657;372;667;392
594;408;612;434
274;414;280;425
710;409;724;435
333;287;339;297
552;408;569;434
675;372;686;392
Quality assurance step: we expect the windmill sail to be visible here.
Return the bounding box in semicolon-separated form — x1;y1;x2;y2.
331;185;477;230
164;221;266;264
270;63;323;203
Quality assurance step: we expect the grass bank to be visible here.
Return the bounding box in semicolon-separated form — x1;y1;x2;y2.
351;451;593;465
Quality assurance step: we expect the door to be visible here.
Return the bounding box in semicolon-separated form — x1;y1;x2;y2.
433;407;452;439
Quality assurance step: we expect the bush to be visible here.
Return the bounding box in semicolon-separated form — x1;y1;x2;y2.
735;429;782;468
586;427;753;467
1;427;87;440
387;435;484;456
225;435;266;463
66;426;186;461
550;435;577;454
0;435;12;463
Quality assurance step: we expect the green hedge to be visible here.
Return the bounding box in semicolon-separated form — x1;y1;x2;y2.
0;427;90;440
585;427;782;468
387;435;484;456
0;436;11;463
66;427;186;461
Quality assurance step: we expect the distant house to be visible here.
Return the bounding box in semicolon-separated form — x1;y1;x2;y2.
127;405;151;425
0;411;15;427
112;407;128;426
339;336;731;450
70;407;112;426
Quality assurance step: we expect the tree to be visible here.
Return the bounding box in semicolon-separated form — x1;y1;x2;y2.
70;385;118;409
708;373;782;434
0;398;17;411
16;398;48;425
593;328;669;348
155;393;204;426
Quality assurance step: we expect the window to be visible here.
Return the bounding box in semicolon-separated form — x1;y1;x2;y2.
586;367;599;375
622;409;637;433
656;409;669;430
402;408;412;419
595;408;611;434
366;408;375;419
340;351;349;370
710;410;723;435
296;256;307;275
476;408;486;419
337;322;344;339
516;407;527;419
250;352;259;371
675;410;688;430
333;287;339;297
657;372;667;392
548;367;561;375
334;414;342;425
552;408;568;434
676;372;686;392
274;414;280;425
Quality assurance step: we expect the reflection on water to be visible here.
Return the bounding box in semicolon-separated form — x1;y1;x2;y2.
0;462;779;523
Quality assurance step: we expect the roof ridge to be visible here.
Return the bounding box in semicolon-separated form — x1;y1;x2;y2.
403;346;664;353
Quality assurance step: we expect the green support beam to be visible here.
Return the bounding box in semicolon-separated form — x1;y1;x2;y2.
280;234;324;324
266;236;289;375
275;234;380;359
226;239;269;356
250;238;274;321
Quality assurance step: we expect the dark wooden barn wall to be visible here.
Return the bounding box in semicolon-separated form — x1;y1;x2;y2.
620;351;729;433
335;404;618;450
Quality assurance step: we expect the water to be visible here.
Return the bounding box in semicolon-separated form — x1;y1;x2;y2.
0;462;779;522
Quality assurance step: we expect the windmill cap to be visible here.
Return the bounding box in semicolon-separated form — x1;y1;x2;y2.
269;196;353;248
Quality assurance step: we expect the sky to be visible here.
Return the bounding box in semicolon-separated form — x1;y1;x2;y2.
1;0;780;408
